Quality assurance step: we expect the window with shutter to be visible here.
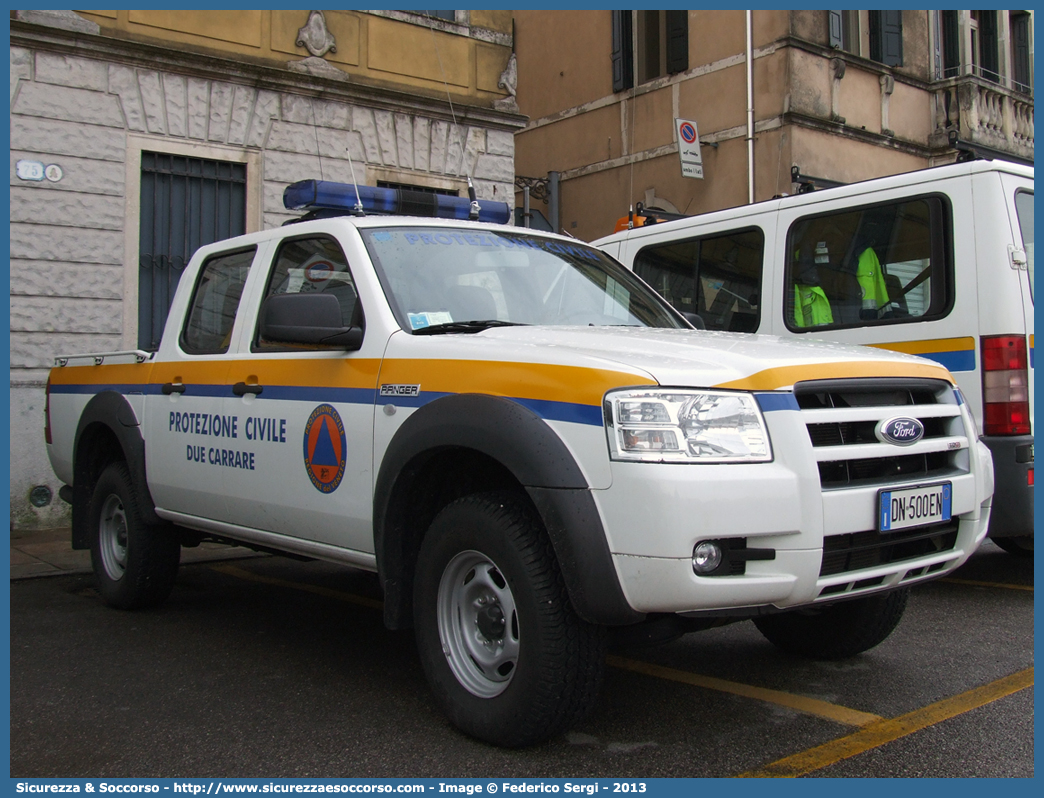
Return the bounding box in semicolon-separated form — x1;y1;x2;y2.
665;10;688;75
869;10;903;67
1011;12;1031;94
941;11;960;78
611;10;634;92
978;11;1000;83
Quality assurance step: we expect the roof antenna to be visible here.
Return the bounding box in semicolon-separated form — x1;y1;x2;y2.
345;138;365;216
427;14;481;221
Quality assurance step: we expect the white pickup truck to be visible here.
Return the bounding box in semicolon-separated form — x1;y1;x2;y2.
45;181;994;747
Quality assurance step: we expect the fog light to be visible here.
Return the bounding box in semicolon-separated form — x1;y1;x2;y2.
692;541;723;574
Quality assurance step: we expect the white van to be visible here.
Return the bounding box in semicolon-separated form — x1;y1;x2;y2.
595;160;1033;555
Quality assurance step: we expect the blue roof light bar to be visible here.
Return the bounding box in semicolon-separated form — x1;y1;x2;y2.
283;180;512;225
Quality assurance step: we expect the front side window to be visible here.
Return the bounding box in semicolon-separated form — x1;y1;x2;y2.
255;236;360;349
181;248;255;355
634;228;764;332
785;197;952;332
1015;190;1034;300
361;228;684;332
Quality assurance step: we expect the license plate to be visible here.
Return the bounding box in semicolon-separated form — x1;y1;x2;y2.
878;482;952;532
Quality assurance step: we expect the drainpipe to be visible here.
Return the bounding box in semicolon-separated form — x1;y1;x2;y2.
746;10;755;204
548;171;560;234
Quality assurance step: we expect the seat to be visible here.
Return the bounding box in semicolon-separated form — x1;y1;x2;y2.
445;284;498;321
817;267;862;325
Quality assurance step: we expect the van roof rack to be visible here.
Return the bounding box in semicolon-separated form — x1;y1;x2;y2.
790;166;847;193
947;130;1034;167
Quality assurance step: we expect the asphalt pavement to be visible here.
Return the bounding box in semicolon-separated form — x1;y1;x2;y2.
8;530;1034;777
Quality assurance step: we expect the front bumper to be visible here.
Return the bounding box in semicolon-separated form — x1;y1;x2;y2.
593;437;992;615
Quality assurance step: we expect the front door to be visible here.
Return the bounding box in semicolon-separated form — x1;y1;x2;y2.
222;234;379;554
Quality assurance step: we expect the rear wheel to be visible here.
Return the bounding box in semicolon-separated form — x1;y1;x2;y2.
413;492;605;747
993;536;1033;557
753;589;909;660
88;462;180;609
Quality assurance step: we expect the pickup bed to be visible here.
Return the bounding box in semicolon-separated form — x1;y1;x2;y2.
45;181;994;747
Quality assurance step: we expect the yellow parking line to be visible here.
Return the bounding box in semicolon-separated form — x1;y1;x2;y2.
939;578;1033;592
737;668;1034;778
607;655;883;728
210;563;384;610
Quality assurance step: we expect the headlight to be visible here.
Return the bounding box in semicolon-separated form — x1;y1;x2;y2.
604;388;772;463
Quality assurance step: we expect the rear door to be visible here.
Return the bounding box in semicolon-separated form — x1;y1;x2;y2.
1003;175;1034;434
144;245;260;520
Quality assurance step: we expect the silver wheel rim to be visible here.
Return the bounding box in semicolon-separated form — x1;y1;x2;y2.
98;493;128;581
436;550;519;698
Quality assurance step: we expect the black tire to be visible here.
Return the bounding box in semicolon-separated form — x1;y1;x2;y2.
88;461;181;610
413;491;605;747
992;536;1033;557
753;588;909;660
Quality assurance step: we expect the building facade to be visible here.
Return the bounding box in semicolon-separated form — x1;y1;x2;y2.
512;9;1033;240
10;9;523;529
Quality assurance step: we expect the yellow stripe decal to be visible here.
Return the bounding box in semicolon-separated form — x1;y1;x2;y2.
866;336;975;356
715;359;953;391
377;359;655;406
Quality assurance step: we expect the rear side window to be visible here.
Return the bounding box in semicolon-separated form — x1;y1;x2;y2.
785;197;953;331
1015;190;1033;300
181;247;255;355
633;227;764;332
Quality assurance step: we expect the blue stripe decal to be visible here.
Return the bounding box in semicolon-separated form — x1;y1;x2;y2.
259;385;376;404
918;349;976;373
513;397;605;426
755;392;799;413
50;384;605;426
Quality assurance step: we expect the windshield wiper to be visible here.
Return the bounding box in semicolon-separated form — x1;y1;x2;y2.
412;320;528;335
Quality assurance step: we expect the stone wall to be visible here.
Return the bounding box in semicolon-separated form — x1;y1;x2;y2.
9;41;517;529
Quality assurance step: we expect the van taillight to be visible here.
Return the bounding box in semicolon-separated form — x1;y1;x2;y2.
982;335;1030;436
44;377;52;445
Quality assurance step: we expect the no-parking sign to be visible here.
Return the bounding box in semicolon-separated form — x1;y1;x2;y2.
675;118;704;179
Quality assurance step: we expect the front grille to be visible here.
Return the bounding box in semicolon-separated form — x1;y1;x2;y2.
820;520;960;576
795;378;970;490
817;451;954;488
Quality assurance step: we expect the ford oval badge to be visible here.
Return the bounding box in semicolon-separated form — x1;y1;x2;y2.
876;416;924;446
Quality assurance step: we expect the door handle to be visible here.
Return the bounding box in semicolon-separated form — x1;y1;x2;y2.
161;382;186;395
232;382;263;396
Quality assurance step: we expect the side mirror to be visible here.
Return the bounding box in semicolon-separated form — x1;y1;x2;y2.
260;293;364;350
682;311;706;329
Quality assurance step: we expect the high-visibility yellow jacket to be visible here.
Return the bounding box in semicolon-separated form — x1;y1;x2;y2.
856;247;890;315
793;284;833;327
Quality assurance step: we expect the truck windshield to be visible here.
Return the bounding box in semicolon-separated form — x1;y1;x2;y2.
361;227;686;332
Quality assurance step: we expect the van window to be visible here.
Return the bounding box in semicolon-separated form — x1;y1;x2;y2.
633;228;763;332
785;197;952;331
1015;190;1033;300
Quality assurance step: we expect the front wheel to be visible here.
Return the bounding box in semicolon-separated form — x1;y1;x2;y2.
753;588;909;660
993;535;1033;557
413;492;605;747
88;462;181;609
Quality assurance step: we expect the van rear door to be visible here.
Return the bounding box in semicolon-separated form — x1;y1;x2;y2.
1003;175;1034;437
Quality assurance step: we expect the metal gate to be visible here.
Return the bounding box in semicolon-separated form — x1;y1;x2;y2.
138;152;246;350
